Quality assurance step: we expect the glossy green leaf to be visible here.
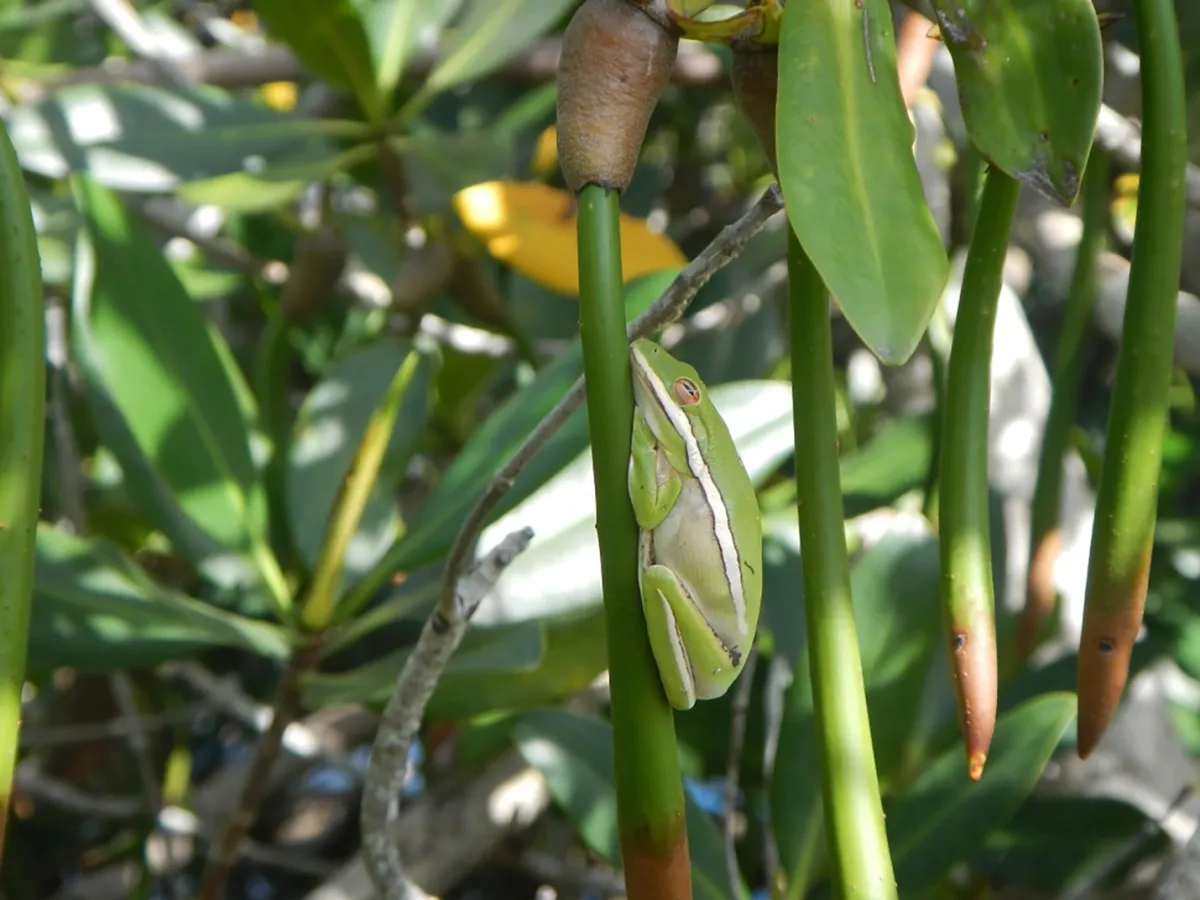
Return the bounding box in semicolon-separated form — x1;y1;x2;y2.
287;338;436;592
770;518;942;895
877;692;1077;894
419;0;577;101
512;707;745;899
4;82;351;192
252;0;382;121
776;0;950;365
350;0;465;98
930;0;1103;204
71;175;273;591
29;525;289;671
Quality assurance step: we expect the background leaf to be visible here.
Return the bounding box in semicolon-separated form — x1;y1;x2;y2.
286;337;436;592
252;0;382;120
4;82;349;192
71;175;271;586
29;525;288;671
877;692;1078;894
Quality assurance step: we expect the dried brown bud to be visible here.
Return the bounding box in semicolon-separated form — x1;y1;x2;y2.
556;0;678;194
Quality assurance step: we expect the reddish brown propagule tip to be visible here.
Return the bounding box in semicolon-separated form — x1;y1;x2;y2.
949;622;997;781
556;0;678;194
1076;569;1150;759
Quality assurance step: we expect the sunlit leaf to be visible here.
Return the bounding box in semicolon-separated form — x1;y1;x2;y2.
930;0;1103;204
71;175;271;589
29;525;288;671
287;338;436;591
351;0;464;98
4;82;351;192
776;0;950;364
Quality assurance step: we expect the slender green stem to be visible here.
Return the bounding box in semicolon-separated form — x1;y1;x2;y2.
0;117;46;859
1076;0;1187;759
1019;147;1110;661
576;184;691;899
938;168;1019;781
787;230;896;900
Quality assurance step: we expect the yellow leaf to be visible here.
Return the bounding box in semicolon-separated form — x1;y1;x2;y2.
452;180;687;297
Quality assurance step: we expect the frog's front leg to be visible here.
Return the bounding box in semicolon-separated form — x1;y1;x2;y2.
628;409;682;531
640;563;744;711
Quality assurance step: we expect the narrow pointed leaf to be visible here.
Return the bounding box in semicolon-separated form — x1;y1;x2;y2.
350;0;464;97
71;175;274;594
776;0;950;365
29;525;289;671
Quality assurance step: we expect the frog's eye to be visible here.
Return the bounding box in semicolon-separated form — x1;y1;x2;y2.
673;378;701;406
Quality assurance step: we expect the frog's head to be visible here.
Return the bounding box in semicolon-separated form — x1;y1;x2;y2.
630;338;718;462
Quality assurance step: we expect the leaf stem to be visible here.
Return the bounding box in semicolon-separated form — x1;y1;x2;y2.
787;230;896;899
937;167;1019;782
1076;0;1187;759
576;183;692;899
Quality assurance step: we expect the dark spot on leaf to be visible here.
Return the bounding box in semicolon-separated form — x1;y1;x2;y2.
1070;76;1080;87
729;646;743;667
953;633;966;651
1038;131;1050;143
1098;638;1115;654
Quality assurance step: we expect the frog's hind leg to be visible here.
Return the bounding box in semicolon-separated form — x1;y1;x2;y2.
639;563;702;710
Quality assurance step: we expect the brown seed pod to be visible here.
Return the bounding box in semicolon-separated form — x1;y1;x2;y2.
729;44;779;176
556;0;679;194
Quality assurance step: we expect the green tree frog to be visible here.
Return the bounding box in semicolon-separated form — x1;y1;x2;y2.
628;338;763;710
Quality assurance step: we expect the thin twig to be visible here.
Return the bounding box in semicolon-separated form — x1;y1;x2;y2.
109;673;187;899
723;643;759;900
361;527;536;900
195;637;326;900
